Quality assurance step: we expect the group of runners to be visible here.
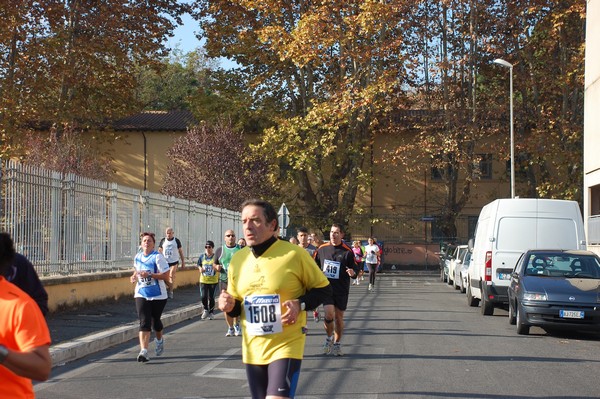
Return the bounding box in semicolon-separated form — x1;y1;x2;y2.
130;199;384;399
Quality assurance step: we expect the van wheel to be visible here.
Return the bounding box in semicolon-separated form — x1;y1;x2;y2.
508;301;516;325
466;285;479;307
516;304;530;335
480;294;494;316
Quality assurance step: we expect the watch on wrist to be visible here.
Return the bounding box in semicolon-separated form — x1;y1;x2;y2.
0;345;9;364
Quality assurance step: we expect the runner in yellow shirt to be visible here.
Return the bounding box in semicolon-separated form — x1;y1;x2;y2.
219;199;332;399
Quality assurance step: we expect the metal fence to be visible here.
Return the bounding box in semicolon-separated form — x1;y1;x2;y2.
1;160;241;277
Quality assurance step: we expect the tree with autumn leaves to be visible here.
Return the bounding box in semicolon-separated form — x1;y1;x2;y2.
0;0;586;239
193;0;415;229
161;120;274;210
192;0;585;237
0;0;188;174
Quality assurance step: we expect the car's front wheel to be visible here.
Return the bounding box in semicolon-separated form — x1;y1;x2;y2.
516;303;530;335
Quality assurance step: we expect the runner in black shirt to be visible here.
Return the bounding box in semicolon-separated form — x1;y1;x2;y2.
313;223;359;356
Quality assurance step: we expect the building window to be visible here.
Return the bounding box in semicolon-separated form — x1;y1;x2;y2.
505;153;528;180
476;153;492;179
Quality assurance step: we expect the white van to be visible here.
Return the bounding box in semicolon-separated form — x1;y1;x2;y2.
466;198;586;315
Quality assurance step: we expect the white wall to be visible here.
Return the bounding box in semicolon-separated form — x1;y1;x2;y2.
584;0;600;253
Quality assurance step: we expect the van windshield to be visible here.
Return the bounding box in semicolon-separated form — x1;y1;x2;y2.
496;218;578;250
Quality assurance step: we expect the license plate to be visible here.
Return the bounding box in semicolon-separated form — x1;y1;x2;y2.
559;310;584;319
498;273;511;280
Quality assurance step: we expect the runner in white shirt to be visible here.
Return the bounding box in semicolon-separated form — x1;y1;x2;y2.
158;227;185;299
364;237;380;292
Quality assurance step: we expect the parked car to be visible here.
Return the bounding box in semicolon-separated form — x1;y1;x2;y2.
439;243;456;283
507;249;600;335
448;245;468;287
459;251;471;293
453;248;471;292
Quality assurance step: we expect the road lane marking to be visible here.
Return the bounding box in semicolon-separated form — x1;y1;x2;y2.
193;347;243;378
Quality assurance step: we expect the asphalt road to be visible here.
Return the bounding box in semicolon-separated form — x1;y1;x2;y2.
36;273;600;399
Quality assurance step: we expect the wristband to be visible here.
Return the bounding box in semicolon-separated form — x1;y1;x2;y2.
0;345;8;364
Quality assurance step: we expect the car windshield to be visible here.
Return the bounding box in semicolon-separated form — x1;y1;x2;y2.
524;253;600;279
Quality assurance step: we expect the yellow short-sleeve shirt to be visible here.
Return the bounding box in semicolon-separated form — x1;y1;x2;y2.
227;240;329;365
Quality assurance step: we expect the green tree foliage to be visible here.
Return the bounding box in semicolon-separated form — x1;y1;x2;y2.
188;68;275;134
161;120;274;210
136;47;218;111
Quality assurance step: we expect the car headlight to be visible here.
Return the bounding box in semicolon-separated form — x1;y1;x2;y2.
523;292;548;301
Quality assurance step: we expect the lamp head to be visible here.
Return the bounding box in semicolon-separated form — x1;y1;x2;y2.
494;58;513;68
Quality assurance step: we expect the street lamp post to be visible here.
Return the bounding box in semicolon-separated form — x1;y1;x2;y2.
494;58;515;199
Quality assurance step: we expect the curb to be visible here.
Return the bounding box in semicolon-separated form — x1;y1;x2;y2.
50;304;201;367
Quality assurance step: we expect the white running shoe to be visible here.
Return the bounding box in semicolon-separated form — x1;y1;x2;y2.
352;280;357;286
208;312;214;320
234;323;241;336
356;280;360;285
332;343;343;356
226;327;234;337
137;349;149;362
368;283;373;291
201;310;209;320
155;338;164;356
322;337;333;355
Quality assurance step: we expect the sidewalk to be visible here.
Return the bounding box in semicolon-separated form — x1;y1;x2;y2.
47;283;202;366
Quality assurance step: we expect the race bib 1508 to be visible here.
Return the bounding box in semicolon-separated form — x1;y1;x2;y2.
244;294;282;335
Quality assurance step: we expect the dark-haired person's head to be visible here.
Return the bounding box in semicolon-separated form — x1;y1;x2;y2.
297;226;310;247
240;199;278;246
0;232;17;275
297;226;309;234
140;232;156;244
329;223;345;246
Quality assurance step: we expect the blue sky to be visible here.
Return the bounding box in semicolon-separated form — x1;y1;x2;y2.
167;11;237;69
168;12;203;54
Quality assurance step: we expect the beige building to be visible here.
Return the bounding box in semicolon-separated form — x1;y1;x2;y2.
111;110;196;192
585;0;600;254
109;110;512;244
